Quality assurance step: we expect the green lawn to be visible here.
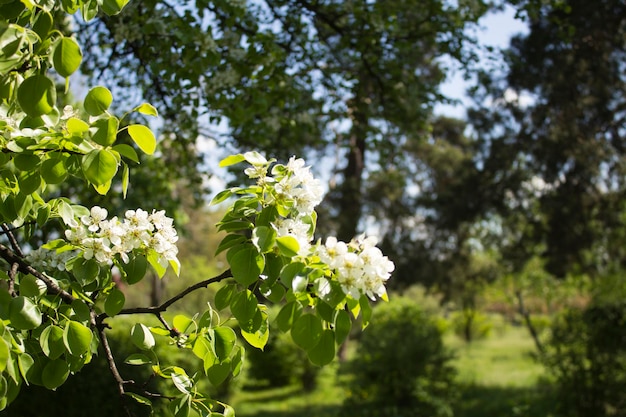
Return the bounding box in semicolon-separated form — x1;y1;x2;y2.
231;322;556;417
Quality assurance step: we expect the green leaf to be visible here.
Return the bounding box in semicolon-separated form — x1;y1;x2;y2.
121;253;147;284
131;323;155;350
32;10;53;40
171;370;192;394
125;392;152;407
230;290;258;325
213;326;236;360
230;246;263;287
207;361;230;386
215;234;246;256
17;75;56;117
214;284;236;311
52;37;82;78
91;116;119;147
83;86;112;116
101;0;129;15
334;309;351;345
291;314;322;350
63;321;93;356
218;154;245;167
9;296;42;330
173;315;194;334
210;189;234;206
279;262;305;289
17;170;41;194
71;257;99;286
13;153;39;170
276;301;302;332
82;149;118;186
0;339;8;373
17;352;34;383
42;359;70;389
40;157;68;184
18;274;46;297
359;295;372;329
66;117;89;135
104;288;125;317
40;325;66;359
307;329;335;366
252;226;276;253
127;124;156;155
124;353;152;366
112;144;139;163
134;103;158;117
241;309;269;350
276;236;300;257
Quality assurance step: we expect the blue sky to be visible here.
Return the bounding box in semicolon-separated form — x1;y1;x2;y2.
435;5;529;118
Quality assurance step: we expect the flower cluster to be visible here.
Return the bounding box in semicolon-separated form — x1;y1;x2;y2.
317;236;395;300
246;155;324;257
25;247;76;273
65;206;179;267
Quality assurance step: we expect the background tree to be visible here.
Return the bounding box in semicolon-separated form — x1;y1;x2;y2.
467;0;626;277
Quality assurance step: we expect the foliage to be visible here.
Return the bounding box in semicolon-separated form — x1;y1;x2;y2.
543;300;626;417
450;310;493;342
0;2;394;415
244;322;318;390
467;0;626;277
343;297;457;417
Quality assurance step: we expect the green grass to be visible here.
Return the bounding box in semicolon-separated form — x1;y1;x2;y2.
232;323;556;417
447;325;546;387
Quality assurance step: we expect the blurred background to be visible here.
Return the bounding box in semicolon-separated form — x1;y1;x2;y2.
4;0;626;416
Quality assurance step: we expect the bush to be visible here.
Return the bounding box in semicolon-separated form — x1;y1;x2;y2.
544;301;626;417
343;297;457;417
245;328;319;390
450;309;493;342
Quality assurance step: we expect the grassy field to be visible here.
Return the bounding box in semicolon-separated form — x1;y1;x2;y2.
231;323;556;417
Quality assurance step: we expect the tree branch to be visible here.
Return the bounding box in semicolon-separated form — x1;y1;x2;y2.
105;269;233;319
0;242;75;304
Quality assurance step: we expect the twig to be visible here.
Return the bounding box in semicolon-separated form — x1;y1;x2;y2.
0;242;75;304
111;269;232;317
1;223;25;257
8;263;18;297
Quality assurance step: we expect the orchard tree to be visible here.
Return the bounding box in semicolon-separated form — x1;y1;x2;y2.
0;1;394;415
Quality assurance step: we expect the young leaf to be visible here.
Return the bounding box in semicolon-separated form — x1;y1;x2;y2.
52;37;82;78
112;144;139;164
17;75;56;117
134;103;158;117
82;149;118;186
218;154;245;167
40;157;68;184
214;284;236;311
63;321;93;356
127;124;156;155
40;325;66;359
131;323;155;350
83;86;112;116
213;327;236;360
276;236;300;257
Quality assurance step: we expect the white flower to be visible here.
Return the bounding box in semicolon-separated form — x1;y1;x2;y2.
124;209;153;232
81;206;108;232
273;217;312;256
317;237;348;269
